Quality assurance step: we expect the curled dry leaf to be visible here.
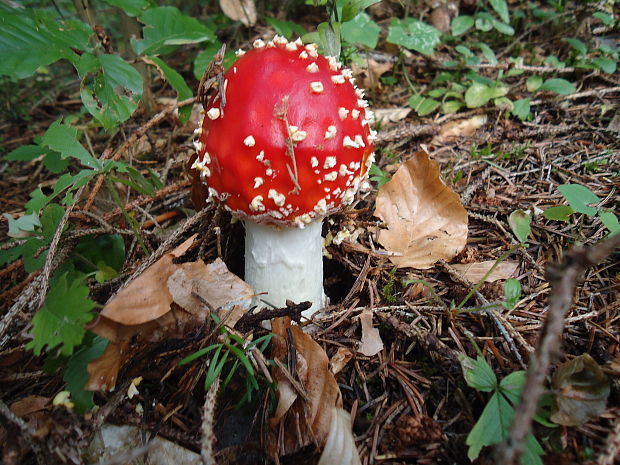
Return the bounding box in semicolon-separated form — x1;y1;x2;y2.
551;353;610;426
430;115;487;147
87;237;253;391
330;347;354;375
451;260;518;283
317;408;361;465
268;317;360;463
373;151;468;269
357;309;383;357
374;107;411;124
219;0;257;26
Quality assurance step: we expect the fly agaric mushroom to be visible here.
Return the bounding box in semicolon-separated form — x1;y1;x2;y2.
191;36;376;317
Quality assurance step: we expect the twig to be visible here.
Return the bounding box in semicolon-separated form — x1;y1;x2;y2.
496;232;620;465
597;416;620;465
200;375;220;465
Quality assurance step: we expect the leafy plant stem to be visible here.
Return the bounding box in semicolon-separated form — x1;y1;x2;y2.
456;245;520;311
104;177;149;255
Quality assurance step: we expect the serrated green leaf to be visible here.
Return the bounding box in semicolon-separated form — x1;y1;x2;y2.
146;55;192;123
341;13;380;48
451;15;474;36
512;99;531;120
41;120;100;169
466;391;512;460
0;9;90;78
63;336;108;412
538;78;575;95
131;6;214;56
543;205;574;221
4;145;47;162
41;204;65;242
387;18;441;56
508;210;532;243
558;184;599;215
598;210;619;235
27;272;96;356
459;354;497;392
489;0;510;23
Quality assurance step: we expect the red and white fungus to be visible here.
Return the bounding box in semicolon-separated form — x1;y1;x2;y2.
192;35;376;316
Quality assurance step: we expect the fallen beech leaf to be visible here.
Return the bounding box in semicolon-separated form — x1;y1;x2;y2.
374;107;411;124
99;236;196;326
374;151;468;269
330;347;354;375
430;115;487;147
10;396;49;417
551;354;610;426
358;310;383;356
317;408;361;465
451;260;518;283
85;342;128;392
219;0;257;26
268;317;359;463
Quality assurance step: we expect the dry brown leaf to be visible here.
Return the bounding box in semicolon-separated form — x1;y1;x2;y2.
351;58;394;90
317;408;361;465
373;151;468;269
98;236;196;326
357;310;383;356
430;115;487;147
269;317;353;460
451;260;519;283
329;347;354;375
10;396;49;417
219;0;257;26
85;342;128;392
374;107;411;124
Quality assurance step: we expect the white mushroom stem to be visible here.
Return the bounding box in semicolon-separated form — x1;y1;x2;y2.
244;220;326;318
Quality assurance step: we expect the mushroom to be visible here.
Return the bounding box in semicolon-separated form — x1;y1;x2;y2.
191;36;375;318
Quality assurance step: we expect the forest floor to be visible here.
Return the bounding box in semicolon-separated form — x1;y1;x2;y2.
0;2;619;465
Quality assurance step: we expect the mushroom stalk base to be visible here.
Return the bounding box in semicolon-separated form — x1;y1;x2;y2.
244;220;325;318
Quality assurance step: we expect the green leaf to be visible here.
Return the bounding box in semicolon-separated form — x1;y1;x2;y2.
508;210;532;243
22;237;47;273
27;272;96;356
502;279;522;310
512;99;531;120
193;41;236;80
63;336;108;412
466;391;512;460
489;0;510;23
146;55;192;123
104;0;150;17
498;370;526;404
408;94;440;116
74;234;126;274
451;15;474;36
593;11;614;26
598;210;620;235
475;13;493;32
592;57;617;74
41;204;65;242
0;9;91;78
4;145;47;162
492;19;514;35
476;42;497;64
543;205;574;221
41;120;100;169
315;21;342;58
564;38;588;56
264;17;307;40
465;82;494;108
341;13;380;49
0;243;23;267
558;184;599;215
538;78;575;95
43;151;69;174
551;354;610;426
25;187;50;214
442;100;463;114
131;6;214;56
526;75;543;93
387;18;441;56
459;354;497;392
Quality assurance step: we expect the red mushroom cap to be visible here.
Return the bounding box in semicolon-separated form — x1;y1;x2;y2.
192;36;376;227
